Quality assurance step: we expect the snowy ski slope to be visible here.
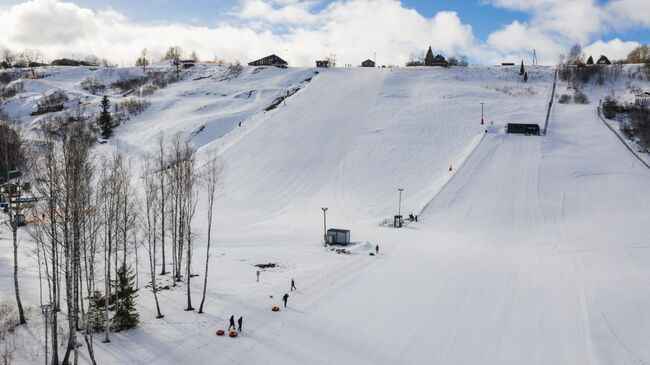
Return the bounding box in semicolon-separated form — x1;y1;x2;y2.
3;64;650;364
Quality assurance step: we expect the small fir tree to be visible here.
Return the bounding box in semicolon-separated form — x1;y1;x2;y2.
586;56;594;65
89;290;107;332
519;60;525;75
112;264;139;331
99;95;113;139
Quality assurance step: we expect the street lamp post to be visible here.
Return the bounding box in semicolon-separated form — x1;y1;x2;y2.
40;303;52;365
321;207;328;246
481;102;484;125
398;188;404;216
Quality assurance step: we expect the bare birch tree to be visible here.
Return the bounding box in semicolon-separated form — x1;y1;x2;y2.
142;156;164;318
198;157;222;314
0;120;27;325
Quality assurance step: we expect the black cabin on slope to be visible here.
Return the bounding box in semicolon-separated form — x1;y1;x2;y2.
248;54;288;68
506;123;540;135
361;59;375;67
596;55;611;65
326;229;351;245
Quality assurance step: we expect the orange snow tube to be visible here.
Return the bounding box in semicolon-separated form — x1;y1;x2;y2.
216;329;225;336
229;331;238;338
272;306;280;312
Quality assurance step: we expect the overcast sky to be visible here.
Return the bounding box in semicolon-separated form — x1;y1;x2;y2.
0;0;648;66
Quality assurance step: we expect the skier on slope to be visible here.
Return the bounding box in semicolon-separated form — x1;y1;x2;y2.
283;293;289;308
375;244;379;255
238;316;243;332
290;279;297;291
229;315;236;331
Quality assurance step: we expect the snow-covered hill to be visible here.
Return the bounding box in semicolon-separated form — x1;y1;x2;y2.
2;63;650;364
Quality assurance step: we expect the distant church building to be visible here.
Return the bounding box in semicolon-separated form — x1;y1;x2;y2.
424;46;448;67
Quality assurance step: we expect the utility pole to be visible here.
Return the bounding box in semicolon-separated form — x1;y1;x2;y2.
321;207;328;246
40;303;52;365
481;102;484;125
398;188;404;216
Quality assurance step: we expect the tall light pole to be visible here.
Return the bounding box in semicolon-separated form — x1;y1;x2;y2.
40;303;52;365
321;207;328;246
398;188;404;216
480;102;484;125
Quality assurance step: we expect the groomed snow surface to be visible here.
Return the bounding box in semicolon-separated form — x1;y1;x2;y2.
2;64;650;364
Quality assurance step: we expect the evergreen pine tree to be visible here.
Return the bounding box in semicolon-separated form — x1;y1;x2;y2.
586;55;594;65
89;290;107;332
113;264;139;331
99;95;113;139
519;60;525;75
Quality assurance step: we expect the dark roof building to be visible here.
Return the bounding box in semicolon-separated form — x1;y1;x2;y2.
424;47;448;67
51;58;97;67
316;60;330;68
248;54;288;68
361;59;375;67
596;55;611;65
326;228;351;245
506;123;540;135
424;46;435;66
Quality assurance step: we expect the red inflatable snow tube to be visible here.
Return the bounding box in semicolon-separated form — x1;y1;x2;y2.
229;331;238;338
272;306;280;312
216;329;225;336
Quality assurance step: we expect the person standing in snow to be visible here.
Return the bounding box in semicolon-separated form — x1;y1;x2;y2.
375;244;379;255
282;293;289;308
290;279;297;291
228;315;236;331
237;316;243;332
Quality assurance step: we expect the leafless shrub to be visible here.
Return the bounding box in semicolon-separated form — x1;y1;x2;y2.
602;96;619;119
115;98;150;116
573;90;589;104
1;82;23;100
558;94;571;103
80;78;106;94
628;106;650;151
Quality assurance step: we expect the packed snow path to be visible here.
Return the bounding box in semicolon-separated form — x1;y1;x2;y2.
189;104;650;365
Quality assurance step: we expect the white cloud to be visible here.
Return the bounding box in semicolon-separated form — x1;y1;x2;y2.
583;38;640;61
487;0;603;43
486;21;565;64
0;0;645;67
606;0;650;29
0;0;480;66
238;0;319;25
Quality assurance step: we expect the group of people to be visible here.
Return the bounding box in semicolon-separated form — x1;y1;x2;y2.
225;279;297;333
228;315;243;332
281;279;297;307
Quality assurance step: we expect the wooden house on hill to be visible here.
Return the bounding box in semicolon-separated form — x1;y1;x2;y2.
248;54;288;68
